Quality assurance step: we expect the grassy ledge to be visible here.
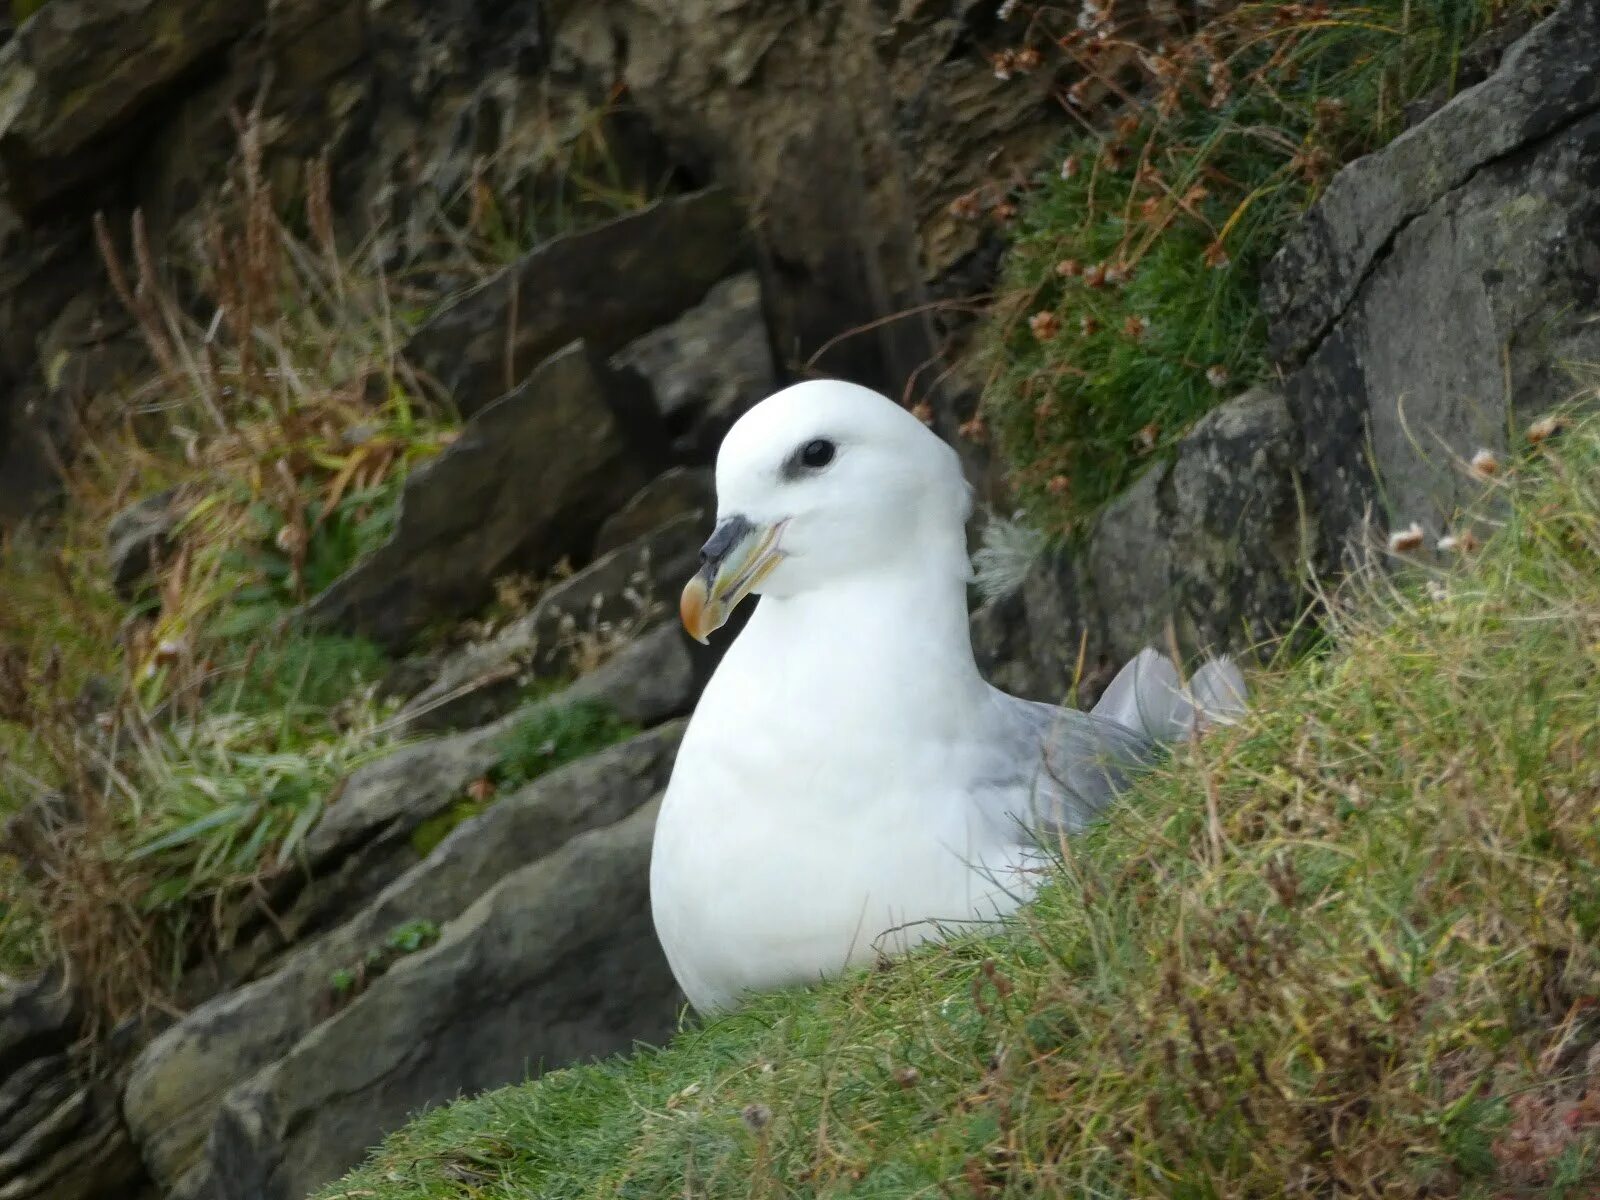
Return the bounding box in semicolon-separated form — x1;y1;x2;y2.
979;0;1546;535
322;406;1600;1197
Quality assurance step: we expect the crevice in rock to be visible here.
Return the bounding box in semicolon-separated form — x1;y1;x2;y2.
1283;93;1600;370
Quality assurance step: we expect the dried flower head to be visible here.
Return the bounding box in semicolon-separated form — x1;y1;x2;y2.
274;523;307;556
741;1103;772;1133
991;50;1015;80
1123;314;1151;340
1014;46;1042;72
959;416;989;444
1527;413;1567;443
894;1065;922;1089
1079;314;1101;336
997;0;1021;18
1469;448;1500;478
992;200;1019;223
948;191;982;220
1059;155;1079;180
1047;474;1071;495
1083;262;1108;288
1136;423;1160;452
1206;364;1230;389
1437;530;1480;555
911;400;935;425
1388;522;1425;554
466;777;496;803
1029;311;1062;341
1055;258;1082;278
1203;240;1231;269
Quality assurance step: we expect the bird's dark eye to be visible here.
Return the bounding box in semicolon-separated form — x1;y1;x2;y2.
799;438;835;470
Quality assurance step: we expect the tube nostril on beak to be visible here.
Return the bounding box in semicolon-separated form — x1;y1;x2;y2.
699;514;752;570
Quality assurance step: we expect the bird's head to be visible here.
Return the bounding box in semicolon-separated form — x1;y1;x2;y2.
680;379;973;643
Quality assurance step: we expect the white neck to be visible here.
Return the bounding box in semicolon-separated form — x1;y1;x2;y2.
727;530;986;740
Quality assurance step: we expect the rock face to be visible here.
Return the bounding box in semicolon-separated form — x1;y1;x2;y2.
125;725;684;1197
0;0;259;213
398;524;707;734
981;1;1600;698
1264;0;1600;557
307;341;667;647
0;974;145;1200
405;190;752;418
594;467;715;556
611;272;777;457
200;633;699;992
974;388;1308;702
198;802;677;1200
0;0;1134;524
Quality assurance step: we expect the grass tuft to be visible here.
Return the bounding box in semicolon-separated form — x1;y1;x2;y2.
980;0;1546;535
490;701;641;791
324;403;1600;1198
406;701;641;858
0;115;451;1007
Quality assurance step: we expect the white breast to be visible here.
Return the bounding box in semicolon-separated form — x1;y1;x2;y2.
649;599;1039;1013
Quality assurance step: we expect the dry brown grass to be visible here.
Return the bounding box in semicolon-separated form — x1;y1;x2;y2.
0;111;455;1020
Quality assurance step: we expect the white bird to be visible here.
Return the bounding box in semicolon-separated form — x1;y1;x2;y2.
650;380;1245;1014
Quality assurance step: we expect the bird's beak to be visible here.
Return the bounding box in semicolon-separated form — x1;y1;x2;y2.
680;515;786;644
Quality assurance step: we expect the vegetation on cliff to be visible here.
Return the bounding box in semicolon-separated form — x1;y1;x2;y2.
0;122;648;1011
981;0;1549;535
325;403;1600;1198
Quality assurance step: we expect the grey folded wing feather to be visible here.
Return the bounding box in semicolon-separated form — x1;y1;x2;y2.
981;692;1157;836
977;648;1249;838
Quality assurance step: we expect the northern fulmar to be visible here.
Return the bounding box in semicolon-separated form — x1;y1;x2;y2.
650;380;1245;1014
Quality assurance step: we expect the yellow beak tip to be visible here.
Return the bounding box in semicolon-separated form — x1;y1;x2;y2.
680;577;716;644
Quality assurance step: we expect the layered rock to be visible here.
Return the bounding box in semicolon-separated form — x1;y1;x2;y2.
0;974;145;1200
397;523;707;734
974;388;1308;702
1264;0;1600;558
0;0;1134;522
0;0;260;213
194;627;698;994
405;189;751;418
307;340;667;647
200;803;675;1200
125;725;685;1197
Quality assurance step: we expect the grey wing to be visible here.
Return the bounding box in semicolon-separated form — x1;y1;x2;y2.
977;689;1158;838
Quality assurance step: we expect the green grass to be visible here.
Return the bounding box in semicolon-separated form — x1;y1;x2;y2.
983;0;1543;535
329;919;442;1004
408;700;640;857
122;631;399;912
323;409;1600;1198
489;700;641;791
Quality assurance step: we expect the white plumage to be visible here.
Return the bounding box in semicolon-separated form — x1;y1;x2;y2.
650;380;1245;1014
